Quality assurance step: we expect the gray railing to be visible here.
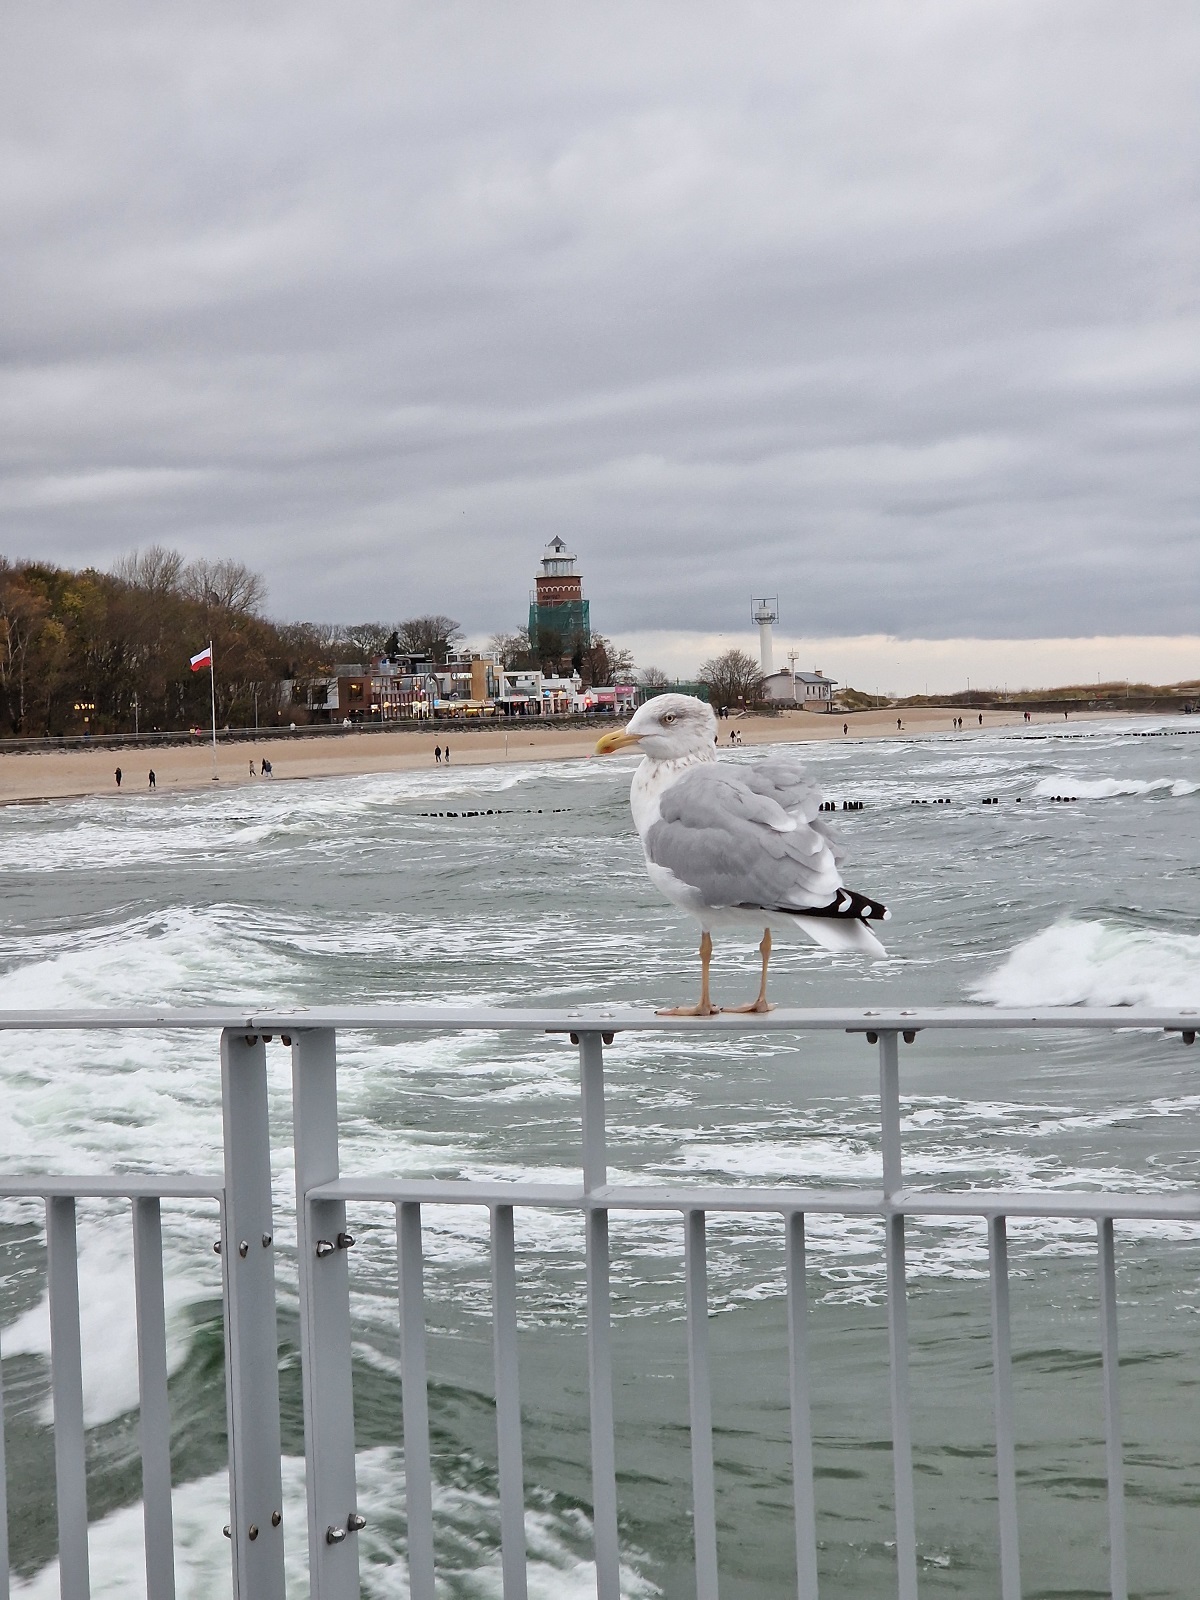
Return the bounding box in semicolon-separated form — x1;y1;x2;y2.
1;1004;1197;1599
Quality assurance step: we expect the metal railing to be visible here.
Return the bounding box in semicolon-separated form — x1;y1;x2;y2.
1;1003;1197;1599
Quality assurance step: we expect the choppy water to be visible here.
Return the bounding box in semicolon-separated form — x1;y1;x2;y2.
2;717;1200;1598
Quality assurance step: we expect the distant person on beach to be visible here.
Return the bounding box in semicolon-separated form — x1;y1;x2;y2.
978;713;983;726
114;767;122;788
843;722;848;735
249;759;256;776
896;719;902;731
148;770;155;789
435;745;442;764
444;744;451;763
262;758;273;777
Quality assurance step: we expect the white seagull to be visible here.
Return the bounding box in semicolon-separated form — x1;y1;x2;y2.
595;694;888;1015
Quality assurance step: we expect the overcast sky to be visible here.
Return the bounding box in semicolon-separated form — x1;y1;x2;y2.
2;1;1198;687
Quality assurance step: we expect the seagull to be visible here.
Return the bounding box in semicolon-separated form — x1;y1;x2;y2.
594;694;888;1015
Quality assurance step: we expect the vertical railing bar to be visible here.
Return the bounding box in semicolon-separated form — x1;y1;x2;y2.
219;1030;286;1600
786;1213;819;1600
132;1197;176;1600
579;1031;621;1600
291;1028;360;1599
987;1216;1021;1600
1097;1218;1128;1600
684;1209;719;1600
491;1204;529;1600
397;1201;436;1600
0;1318;10;1600
46;1195;90;1600
879;1031;918;1600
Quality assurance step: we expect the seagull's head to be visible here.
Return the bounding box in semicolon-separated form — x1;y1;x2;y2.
593;693;719;761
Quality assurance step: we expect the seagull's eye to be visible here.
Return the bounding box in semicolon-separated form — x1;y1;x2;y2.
662;713;677;724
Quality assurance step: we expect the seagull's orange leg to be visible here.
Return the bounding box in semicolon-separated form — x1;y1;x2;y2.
721;928;776;1014
657;931;720;1017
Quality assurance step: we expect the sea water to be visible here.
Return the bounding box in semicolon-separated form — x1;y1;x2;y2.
1;717;1199;1598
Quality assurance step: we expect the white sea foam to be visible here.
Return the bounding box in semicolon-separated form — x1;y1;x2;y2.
11;1447;660;1599
1032;775;1199;799
972;919;1200;1008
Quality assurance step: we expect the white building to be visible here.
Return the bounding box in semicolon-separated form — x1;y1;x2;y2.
761;667;838;711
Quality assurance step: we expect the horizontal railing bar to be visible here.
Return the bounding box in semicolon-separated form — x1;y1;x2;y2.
0;1175;221;1199
308;1178;1200;1222
1;1004;1198;1034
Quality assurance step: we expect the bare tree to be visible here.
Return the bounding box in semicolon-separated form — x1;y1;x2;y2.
488;628;534;667
339;622;394;662
580;633;636;687
396;614;463;663
182;558;266;616
638;666;670;688
698;648;765;709
113;546;185;595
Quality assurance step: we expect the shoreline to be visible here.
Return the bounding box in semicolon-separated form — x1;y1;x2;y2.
0;706;1147;805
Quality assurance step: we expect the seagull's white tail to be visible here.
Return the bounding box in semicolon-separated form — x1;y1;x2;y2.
787;913;888;958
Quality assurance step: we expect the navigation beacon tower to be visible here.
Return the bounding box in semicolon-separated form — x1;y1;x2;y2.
529;538;591;653
752;596;779;675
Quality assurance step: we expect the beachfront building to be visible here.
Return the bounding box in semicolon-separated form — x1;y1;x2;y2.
528;538;590;656
305;666;373;721
761;666;838;711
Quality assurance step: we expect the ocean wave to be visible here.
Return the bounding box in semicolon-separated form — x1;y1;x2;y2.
971;919;1200;1008
12;1446;660;1598
1032;775;1199;800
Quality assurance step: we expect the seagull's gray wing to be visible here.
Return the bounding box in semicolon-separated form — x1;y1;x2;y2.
644;763;843;911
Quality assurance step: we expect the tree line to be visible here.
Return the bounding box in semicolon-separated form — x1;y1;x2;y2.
0;549;474;737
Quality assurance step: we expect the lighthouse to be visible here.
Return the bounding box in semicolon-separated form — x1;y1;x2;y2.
751;596;779;675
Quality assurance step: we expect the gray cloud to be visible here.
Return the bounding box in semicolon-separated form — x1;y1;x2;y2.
2;1;1198;640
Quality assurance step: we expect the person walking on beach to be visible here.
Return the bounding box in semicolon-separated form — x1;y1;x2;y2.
843;722;848;735
435;745;442;764
249;759;256;777
978;713;983;726
114;767;122;788
148;770;156;790
444;744;451;763
262;758;273;777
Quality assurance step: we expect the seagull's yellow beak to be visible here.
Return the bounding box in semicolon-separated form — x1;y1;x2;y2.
593;728;642;756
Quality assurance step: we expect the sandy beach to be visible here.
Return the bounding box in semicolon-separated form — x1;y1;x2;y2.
0;705;1122;805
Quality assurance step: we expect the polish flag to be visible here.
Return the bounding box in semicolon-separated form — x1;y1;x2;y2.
190;646;213;672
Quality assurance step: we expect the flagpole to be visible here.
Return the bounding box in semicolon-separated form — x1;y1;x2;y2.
209;641;218;780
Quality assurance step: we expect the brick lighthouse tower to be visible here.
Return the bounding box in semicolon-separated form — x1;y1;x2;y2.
529;538;591;653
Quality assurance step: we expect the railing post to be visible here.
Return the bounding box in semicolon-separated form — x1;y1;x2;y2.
220;1029;286;1600
684;1209;719;1600
46;1195;90;1600
397;1201;436;1599
1097;1218;1128;1600
292;1028;360;1598
0;1320;8;1600
133;1196;176;1600
786;1213;819;1600
579;1031;621;1600
987;1216;1021;1600
491;1204;529;1599
879;1031;918;1600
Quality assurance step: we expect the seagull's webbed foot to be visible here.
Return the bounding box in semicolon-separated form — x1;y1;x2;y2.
658;931;721;1018
719;928;775;1015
